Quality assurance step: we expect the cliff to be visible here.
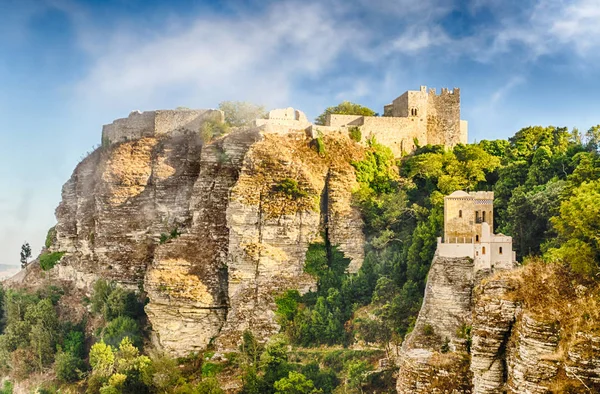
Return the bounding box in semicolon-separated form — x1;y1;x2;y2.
397;256;600;393
48;113;365;357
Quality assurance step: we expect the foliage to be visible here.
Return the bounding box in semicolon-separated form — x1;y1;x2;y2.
0;380;12;394
273;178;308;200
348;127;362;143
102;316;142;349
274;371;322;394
55;350;85;383
315;101;376;125
200;120;230;143
45;226;57;249
20;242;31;269
218;101;266;128
39;251;65;271
312;137;326;157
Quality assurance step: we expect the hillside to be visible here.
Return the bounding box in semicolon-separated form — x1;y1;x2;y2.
1;103;600;393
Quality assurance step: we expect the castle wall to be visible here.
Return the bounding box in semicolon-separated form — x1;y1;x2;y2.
102;109;224;145
326;114;364;127
102;111;156;144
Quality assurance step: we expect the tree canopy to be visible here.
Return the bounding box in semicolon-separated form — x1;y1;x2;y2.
314;101;376;125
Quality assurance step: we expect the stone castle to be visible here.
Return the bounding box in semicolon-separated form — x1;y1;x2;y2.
101;85;468;157
438;190;516;271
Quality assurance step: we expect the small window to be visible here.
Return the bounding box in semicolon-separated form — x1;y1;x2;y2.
459;210;462;218
482;211;486;222
475;235;479;242
499;247;503;255
482;246;486;255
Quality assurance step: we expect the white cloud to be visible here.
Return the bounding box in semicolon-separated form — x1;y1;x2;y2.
73;2;365;111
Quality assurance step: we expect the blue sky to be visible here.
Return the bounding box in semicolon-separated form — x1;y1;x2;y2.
1;0;600;263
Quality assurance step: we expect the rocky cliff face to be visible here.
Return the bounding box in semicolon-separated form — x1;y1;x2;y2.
397;256;600;393
51;124;365;356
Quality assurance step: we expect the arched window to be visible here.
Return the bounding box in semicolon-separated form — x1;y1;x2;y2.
459;210;462;218
475;211;480;222
475;235;479;242
499;247;503;255
482;246;486;255
482;211;486;223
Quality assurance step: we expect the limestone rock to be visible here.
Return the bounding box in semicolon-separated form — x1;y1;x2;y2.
50;119;366;356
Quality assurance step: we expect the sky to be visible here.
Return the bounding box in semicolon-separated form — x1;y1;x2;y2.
1;0;600;264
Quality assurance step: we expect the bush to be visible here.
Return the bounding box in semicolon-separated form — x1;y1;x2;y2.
63;330;85;358
194;378;224;394
55;351;85;383
102;316;142;349
104;287;142;320
39;252;65;271
422;324;434;336
45;226;56;249
273;178;308;200
200;120;230;143
349;127;362;142
313;137;326;157
0;380;12;394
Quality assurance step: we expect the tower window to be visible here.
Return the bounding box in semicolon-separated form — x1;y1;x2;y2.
482;211;486;223
476;235;479;242
459;210;462;218
482;246;486;255
499;247;503;255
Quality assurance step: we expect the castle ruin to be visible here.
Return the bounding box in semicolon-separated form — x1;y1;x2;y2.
438;190;516;271
100;85;468;158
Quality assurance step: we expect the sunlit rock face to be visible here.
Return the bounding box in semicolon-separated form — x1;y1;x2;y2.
51;111;365;356
396;258;600;393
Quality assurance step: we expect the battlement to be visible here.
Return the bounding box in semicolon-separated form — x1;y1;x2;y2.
101;109;224;145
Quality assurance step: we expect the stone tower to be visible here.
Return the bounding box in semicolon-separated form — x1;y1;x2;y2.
438;190;515;271
384;86;467;147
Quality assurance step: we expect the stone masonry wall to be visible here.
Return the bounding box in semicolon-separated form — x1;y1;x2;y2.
102;109;224;145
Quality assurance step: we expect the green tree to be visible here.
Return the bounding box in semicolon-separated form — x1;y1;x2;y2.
315;101;376;125
218;101;266;128
102;316;142;349
545;179;600;276
19;242;31;270
345;360;372;394
55;350;85;383
274;371;322;394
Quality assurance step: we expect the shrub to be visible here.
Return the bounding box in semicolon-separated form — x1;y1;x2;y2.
159;233;169;244
349;126;362;142
200;120;230;143
0;380;12;394
91;280;115;314
39;252;65;271
63;330;85;358
314;137;326;157
273;178;308;200
194;378;224;394
45;226;56;249
55;351;85;383
422;324;434;336
104;287;142;320
102;317;142;349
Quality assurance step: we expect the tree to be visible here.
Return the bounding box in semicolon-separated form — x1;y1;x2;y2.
345;361;372;394
315;101;376;125
20;242;31;269
218;101;266;128
55;351;85;383
102;316;142;349
274;371;322;394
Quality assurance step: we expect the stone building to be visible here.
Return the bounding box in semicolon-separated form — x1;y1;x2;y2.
437;190;516;271
323;85;468;156
100;85;468;158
